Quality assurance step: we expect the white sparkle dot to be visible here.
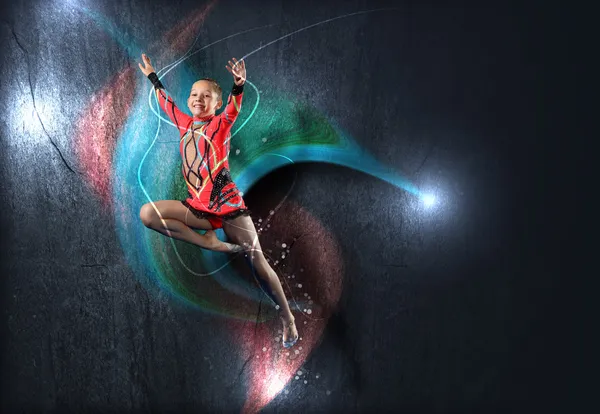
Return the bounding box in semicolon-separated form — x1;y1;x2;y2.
262;347;267;352
262;137;267;142
304;380;308;384
284;390;289;394
275;305;280;310
297;370;303;375
299;346;303;350
269;210;275;215
303;321;307;324
316;374;320;378
300;337;303;340
295;376;299;380
298;284;302;288
282;243;287;248
267;224;271;228
281;254;286;259
286;352;290;356
295;350;299;354
304;293;308;297
258;218;262;222
307;309;312;314
235;149;240;154
239;191;244;196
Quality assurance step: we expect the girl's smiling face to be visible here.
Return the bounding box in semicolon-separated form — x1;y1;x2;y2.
187;80;222;118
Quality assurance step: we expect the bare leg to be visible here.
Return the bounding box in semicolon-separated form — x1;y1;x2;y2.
139;200;241;253
223;215;299;345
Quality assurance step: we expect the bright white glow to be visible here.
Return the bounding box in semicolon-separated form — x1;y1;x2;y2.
266;375;286;397
422;194;436;207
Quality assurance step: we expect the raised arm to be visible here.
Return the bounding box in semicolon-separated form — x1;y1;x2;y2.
138;53;191;132
221;58;246;128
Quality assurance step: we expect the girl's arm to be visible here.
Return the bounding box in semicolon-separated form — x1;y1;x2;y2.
139;53;191;132
221;58;246;129
220;83;244;128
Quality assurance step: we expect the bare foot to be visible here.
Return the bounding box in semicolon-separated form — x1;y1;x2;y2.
281;315;299;348
204;230;242;253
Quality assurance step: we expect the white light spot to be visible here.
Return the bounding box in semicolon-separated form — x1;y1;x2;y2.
258;218;262;222
295;376;299;380
262;347;267;352
262;137;267;142
269;210;275;215
298;284;302;288
295;350;300;354
282;243;287;248
304;380;308;384
297;370;303;375
422;194;436;207
235;149;240;155
307;309;312;314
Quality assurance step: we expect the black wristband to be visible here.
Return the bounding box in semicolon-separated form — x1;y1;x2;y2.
231;83;244;96
147;72;164;89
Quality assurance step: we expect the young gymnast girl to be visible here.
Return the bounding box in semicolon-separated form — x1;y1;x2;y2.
137;54;299;347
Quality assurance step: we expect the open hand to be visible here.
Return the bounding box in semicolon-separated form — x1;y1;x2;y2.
138;53;156;76
226;58;246;86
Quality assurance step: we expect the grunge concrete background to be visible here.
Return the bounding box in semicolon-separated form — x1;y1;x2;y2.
0;0;588;412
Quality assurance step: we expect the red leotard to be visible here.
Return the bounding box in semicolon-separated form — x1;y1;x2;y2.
151;76;249;229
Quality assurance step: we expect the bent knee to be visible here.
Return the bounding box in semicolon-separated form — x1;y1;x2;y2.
139;203;156;227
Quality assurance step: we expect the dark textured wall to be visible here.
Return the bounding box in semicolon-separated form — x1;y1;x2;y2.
0;0;585;413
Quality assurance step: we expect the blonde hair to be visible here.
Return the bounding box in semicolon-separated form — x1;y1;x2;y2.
199;78;222;102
